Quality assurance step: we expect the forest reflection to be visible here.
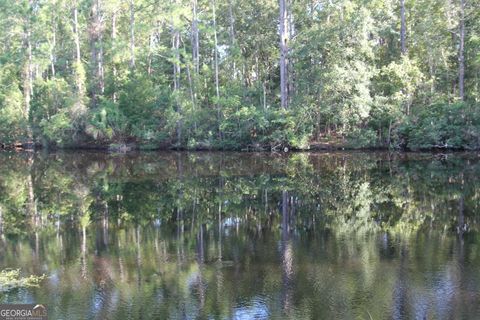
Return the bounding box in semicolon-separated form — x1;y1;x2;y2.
0;151;479;319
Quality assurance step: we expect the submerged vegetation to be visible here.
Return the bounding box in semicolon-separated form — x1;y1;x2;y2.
0;269;45;292
0;0;479;150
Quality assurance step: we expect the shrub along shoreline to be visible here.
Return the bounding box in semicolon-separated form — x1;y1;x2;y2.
3;101;480;152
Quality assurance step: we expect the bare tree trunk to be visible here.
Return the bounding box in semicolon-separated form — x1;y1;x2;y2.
147;21;161;76
287;0;294;97
69;1;87;141
172;32;181;91
399;0;410;115
182;39;197;132
279;0;289;109
227;0;236;46
89;0;104;106
148;33;154;75
192;0;200;75
50;21;56;77
23;17;33;143
129;0;135;69
72;0;85;99
23;33;32;124
73;3;81;66
112;10;117;102
427;44;435;95
400;0;407;55
172;24;182;144
99;32;105;95
227;0;237;78
458;0;465;101
212;0;221;137
190;0;199;133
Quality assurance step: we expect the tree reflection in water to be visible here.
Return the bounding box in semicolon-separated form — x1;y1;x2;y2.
0;151;479;319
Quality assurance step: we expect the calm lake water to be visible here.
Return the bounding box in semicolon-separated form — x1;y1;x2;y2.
0;151;479;319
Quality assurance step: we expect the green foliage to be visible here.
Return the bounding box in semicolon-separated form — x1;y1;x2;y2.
262;108;312;150
0;0;479;150
397;103;480;150
118;74;171;144
0;65;27;143
32;78;73;145
86;98;127;142
39;111;71;144
0;269;45;292
346;128;379;148
376;57;423;99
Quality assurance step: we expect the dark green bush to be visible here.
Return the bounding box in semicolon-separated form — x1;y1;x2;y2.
396;103;480;150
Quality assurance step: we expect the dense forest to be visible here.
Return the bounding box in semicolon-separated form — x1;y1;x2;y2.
0;0;479;150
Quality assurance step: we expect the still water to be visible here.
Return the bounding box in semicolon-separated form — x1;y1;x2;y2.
0;151;479;319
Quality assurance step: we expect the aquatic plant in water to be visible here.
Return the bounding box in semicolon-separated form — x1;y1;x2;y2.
0;269;45;292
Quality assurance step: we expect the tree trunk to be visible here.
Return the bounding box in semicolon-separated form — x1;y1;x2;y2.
190;0;199;133
23;17;33;143
227;0;236;47
99;32;105;95
172;31;181;91
183;39;197;132
112;10;117;102
129;0;135;69
400;0;407;55
212;0;221;136
50;20;56;77
287;0;294;97
148;21;161;76
148;32;154;75
73;3;81;66
192;0;200;75
458;0;465;101
89;0;104;106
279;0;289;109
172;24;182;144
72;1;85;98
227;0;236;78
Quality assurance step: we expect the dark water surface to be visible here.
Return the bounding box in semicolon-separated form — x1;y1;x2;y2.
0;151;479;319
